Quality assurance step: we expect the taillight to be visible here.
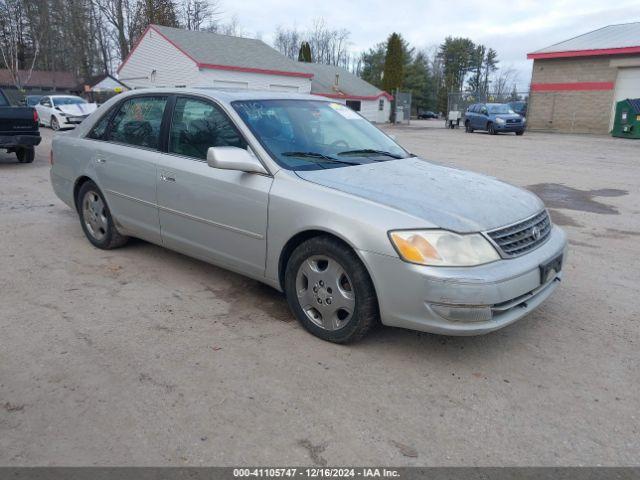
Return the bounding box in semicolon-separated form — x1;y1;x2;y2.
33;109;39;123
49;150;54;165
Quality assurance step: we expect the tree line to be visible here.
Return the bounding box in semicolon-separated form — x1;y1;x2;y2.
0;0;517;113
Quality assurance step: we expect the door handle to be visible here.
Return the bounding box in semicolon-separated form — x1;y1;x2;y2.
95;156;106;164
160;173;176;182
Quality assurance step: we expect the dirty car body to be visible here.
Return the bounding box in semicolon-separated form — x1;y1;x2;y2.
50;88;567;342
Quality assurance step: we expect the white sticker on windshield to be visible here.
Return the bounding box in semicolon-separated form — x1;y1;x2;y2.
329;102;361;120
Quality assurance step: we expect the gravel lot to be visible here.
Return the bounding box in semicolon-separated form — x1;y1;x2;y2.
1;123;638;466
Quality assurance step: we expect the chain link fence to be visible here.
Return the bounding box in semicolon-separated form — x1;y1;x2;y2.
447;90;530;116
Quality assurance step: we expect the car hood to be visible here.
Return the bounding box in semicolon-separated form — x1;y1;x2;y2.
57;103;97;116
494;113;522;120
295;158;544;232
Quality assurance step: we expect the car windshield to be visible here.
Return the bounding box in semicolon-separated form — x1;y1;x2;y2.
54;96;87;106
487;104;515;114
232;99;410;170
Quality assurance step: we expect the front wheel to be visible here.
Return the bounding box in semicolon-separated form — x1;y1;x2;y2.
51;116;60;131
465;121;473;133
487;122;497;135
76;181;129;250
16;147;35;163
284;236;379;343
516;130;524;136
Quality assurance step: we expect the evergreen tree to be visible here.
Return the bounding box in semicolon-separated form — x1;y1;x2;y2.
360;42;385;88
382;33;404;93
297;41;312;62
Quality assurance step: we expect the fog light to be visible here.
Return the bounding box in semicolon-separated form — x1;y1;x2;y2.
430;304;493;323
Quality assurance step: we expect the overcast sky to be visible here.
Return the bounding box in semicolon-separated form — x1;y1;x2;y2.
221;0;640;90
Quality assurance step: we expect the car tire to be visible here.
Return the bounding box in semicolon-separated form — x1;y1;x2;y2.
516;131;524;136
16;147;35;163
51;116;60;131
465;121;473;133
488;122;496;135
284;236;379;343
76;181;129;250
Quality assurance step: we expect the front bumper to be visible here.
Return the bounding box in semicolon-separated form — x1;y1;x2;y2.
0;134;41;148
59;115;89;127
360;225;567;335
494;122;524;132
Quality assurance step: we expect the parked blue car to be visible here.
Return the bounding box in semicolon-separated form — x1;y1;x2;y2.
464;103;526;135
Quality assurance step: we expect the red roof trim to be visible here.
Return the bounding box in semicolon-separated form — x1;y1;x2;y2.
197;63;313;78
117;24;313;79
531;81;614;92
527;45;640;59
117;25;155;74
314;91;393;101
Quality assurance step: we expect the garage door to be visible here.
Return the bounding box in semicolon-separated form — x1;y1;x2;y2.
611;68;640;129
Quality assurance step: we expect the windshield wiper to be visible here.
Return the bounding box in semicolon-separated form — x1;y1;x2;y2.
337;149;403;159
281;151;360;165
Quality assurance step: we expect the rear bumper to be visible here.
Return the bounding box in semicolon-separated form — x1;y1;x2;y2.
359;226;567;335
0;134;41;148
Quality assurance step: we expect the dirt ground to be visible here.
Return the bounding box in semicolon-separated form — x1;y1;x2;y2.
1;123;638;466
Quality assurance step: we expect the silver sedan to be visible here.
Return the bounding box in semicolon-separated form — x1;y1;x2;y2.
50;89;567;343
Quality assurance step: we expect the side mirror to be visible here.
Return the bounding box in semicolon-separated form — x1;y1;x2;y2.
206;146;268;175
481;108;488;115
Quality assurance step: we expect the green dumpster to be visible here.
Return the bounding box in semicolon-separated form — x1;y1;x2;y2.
612;98;640;139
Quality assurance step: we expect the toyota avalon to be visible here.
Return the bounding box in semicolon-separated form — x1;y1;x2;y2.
50;89;567;343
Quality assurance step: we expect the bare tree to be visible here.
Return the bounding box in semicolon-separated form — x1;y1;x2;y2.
273;26;301;59
273;18;351;67
0;0;40;89
491;66;518;100
182;0;219;30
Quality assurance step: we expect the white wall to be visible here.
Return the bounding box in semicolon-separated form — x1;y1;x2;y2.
118;28;200;88
118;27;312;94
325;96;390;123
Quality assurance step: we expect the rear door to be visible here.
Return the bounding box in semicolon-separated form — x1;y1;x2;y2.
156;95;272;278
91;94;168;244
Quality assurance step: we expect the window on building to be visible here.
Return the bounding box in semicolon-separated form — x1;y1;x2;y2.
378;99;384;111
346;100;361;112
169;97;246;160
106;96;168;149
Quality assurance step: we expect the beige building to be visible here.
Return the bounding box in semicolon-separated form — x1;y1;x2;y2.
527;22;640;134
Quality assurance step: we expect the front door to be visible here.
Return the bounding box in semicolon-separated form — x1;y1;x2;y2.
92;94;168;244
156;96;272;279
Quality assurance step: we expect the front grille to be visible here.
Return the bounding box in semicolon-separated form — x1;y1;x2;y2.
487;210;551;257
506;118;520;124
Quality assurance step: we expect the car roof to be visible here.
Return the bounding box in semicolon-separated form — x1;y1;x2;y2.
118;87;330;105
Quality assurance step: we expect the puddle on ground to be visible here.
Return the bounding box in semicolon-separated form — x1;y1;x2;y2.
548;209;581;227
526;183;627;215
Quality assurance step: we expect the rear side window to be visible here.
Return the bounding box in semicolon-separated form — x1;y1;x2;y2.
87;111;112;140
107;96;167;149
168;97;246;160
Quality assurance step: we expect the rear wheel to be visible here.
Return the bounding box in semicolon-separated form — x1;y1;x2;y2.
284;236;379;343
16;147;35;163
76;181;128;250
51;116;60;131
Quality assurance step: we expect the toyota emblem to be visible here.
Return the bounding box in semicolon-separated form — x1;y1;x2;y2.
531;226;541;240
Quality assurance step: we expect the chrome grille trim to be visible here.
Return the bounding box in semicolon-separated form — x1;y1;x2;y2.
486;210;552;257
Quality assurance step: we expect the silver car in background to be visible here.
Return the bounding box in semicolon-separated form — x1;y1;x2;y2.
50;89;567;343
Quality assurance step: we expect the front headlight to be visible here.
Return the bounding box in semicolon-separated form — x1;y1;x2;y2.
495;117;506;124
389;230;500;267
522;117;527;123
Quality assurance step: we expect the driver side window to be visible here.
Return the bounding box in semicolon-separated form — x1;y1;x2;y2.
169;97;246;160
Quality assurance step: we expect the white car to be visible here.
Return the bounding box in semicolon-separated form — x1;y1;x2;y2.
36;95;98;130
